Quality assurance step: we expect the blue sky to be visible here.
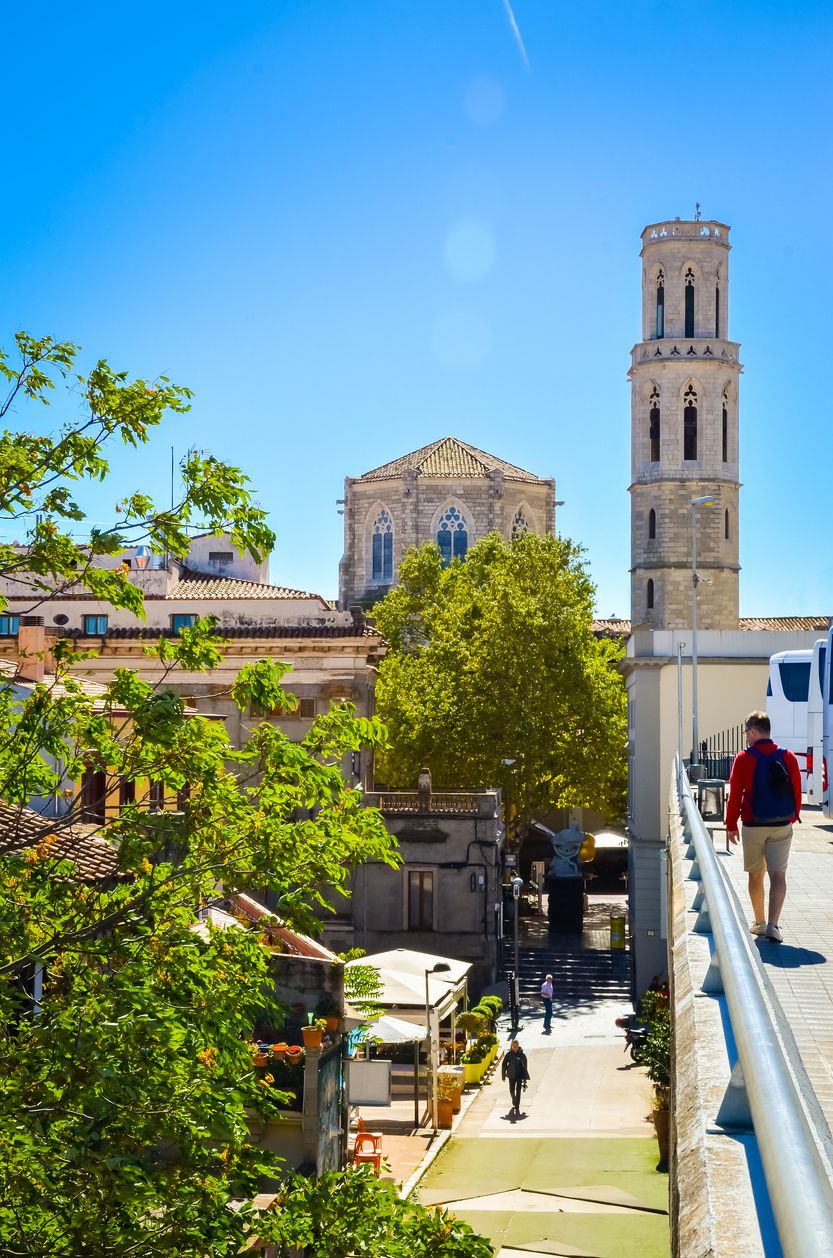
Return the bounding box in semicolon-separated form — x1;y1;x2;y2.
2;2;832;615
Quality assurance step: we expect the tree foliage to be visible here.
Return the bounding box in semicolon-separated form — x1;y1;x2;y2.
0;335;491;1256
373;533;627;826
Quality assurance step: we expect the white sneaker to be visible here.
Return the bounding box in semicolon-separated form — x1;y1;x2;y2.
750;922;767;935
765;923;783;943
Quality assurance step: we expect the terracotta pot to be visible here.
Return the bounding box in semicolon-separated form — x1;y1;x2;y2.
302;1025;323;1050
252;1052;268;1067
450;1086;462;1113
271;1043;287;1061
324;1015;339;1033
437;1098;454;1129
285;1047;304;1065
653;1107;670;1172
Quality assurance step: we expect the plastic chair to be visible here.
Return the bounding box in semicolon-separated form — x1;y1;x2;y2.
355;1114;383;1149
352;1131;382;1175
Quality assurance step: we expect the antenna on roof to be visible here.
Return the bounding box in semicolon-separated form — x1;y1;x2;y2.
694;201;701;221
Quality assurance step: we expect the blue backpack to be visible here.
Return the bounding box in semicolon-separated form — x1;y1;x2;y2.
747;746;794;824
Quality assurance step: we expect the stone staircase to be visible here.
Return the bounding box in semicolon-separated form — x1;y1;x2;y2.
508;940;632;1006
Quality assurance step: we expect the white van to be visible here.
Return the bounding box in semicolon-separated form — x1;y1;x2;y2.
823;626;833;819
806;638;827;803
767;649;812;789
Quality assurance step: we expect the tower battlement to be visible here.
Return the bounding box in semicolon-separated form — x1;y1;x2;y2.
641;219;731;249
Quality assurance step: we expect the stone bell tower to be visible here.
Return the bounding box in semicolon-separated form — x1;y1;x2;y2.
629;217;742;630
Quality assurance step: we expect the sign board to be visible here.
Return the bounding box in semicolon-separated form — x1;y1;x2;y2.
503;853;517;868
347;1059;391;1107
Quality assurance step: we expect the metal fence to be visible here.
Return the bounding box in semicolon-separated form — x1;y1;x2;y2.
690;722;745;780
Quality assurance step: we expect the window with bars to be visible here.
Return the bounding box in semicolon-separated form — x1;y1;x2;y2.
407;870;434;931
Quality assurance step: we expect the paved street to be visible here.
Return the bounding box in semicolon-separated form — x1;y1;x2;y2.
713;804;833;1129
415;1001;669;1258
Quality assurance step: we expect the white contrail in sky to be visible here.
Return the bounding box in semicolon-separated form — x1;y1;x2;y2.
501;0;530;68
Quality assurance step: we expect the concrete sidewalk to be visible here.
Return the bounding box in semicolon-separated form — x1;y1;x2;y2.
412;1001;669;1258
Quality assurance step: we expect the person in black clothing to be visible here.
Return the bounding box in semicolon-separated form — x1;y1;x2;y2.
501;1039;529;1116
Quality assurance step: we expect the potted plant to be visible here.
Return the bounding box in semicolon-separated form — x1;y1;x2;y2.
637;987;671;1172
438;1066;463;1112
301;1018;327;1050
285;1045;304;1065
435;1071;458;1128
271;1042;288;1061
460;1043;487;1085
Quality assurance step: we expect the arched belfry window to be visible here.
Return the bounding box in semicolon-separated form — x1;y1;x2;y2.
655;270;665;339
722;388;729;462
438;505;468;566
683;384;698;460
648;508;656;540
684;267;695;338
725;509;730;540
649;387;661;462
715;280;721;338
371;508;393;582
511;508;529;540
646;579;655;611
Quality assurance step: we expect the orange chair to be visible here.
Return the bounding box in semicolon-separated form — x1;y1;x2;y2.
352;1131;382;1175
355;1114;383;1146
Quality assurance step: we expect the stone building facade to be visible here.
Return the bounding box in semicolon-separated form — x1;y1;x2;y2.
338;436;556;608
629;219;742;630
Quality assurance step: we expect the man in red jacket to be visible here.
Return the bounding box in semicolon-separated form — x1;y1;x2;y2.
725;710;802;943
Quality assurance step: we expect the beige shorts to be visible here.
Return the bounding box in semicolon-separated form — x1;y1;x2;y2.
741;823;793;875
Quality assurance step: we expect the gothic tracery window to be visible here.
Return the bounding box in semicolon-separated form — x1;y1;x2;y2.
684;267;695;338
655;270;665;338
511;508;529;540
437;505;468;566
683;384;698;460
371;508;393;582
649;387;661;462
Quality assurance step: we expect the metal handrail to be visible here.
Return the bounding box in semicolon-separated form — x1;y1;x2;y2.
677;757;833;1257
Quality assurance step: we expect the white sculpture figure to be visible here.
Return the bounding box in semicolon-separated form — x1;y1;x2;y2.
549;823;587;879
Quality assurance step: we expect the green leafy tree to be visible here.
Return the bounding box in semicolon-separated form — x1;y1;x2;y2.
0;335;491;1256
373;533;627;828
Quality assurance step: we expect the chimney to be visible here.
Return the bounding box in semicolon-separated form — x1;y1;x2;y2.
17;616;47;684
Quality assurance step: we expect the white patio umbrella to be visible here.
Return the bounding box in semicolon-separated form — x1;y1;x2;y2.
357;1012;426;1043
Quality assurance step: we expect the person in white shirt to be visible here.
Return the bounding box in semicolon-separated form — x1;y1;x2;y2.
540;973;553;1032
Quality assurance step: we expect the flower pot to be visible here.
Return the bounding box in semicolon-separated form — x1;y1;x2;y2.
302;1025;323;1050
653;1107;670;1172
285;1046;304;1066
437;1098;454;1129
252;1052;268;1067
324;1015;339;1033
450;1085;462;1113
271;1043;287;1061
463;1060;485;1086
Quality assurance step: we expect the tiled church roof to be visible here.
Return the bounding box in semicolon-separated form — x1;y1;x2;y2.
357;436;545;483
591;616;831;637
167;568;326;601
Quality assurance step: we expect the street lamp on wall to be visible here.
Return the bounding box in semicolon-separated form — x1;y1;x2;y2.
424;961;451;1132
690;494;716;779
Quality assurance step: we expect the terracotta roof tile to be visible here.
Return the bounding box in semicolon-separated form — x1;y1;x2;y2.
0;803;117;881
591;616;831;637
358;436;545;483
167;568;326;601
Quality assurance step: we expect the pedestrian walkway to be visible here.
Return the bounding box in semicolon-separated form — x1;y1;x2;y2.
711;804;833;1129
414;1002;669;1258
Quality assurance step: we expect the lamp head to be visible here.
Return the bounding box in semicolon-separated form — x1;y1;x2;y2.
511;875;523;899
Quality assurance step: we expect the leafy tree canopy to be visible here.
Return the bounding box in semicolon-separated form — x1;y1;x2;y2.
373;533;627;828
0;335;491;1256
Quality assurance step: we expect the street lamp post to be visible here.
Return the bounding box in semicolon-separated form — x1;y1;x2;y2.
424;961;451;1132
690;495;716;779
511;876;523;1030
